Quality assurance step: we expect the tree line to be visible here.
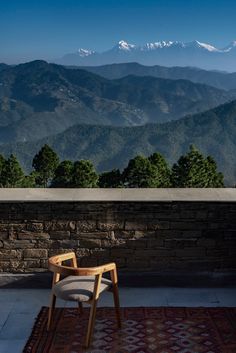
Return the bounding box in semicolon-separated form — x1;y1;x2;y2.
0;144;224;188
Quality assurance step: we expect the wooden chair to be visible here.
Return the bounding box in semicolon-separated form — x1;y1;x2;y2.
47;252;121;348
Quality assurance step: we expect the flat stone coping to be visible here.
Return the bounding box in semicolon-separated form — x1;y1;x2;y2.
0;188;236;202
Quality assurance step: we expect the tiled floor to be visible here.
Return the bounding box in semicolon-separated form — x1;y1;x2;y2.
0;287;236;353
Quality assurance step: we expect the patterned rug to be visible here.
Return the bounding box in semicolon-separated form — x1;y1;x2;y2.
23;307;236;353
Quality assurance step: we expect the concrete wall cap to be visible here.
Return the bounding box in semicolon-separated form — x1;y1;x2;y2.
0;188;236;202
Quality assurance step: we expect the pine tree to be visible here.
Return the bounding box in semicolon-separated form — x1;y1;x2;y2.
1;154;25;187
32;144;59;187
171;145;224;187
122;155;160;187
205;156;224;187
20;172;37;188
51;160;73;187
99;169;122;188
71;160;98;188
148;152;171;187
0;154;6;187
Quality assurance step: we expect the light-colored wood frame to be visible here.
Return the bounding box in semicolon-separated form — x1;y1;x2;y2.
47;252;121;348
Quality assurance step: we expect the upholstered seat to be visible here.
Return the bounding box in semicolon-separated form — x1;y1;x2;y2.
53;275;112;302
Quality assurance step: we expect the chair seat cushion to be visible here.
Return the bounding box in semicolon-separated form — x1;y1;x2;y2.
53;275;112;302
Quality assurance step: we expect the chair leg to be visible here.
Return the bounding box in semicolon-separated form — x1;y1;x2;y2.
84;299;97;348
47;293;56;331
78;301;83;315
113;284;121;328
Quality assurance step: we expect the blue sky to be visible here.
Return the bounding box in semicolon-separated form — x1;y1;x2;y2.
0;0;236;63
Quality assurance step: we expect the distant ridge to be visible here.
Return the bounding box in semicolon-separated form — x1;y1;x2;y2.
78;62;236;91
1;100;236;185
55;39;236;71
0;60;234;144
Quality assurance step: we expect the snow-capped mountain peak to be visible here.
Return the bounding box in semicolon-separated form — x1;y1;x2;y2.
56;38;236;71
185;40;219;52
77;48;95;57
142;41;175;50
114;40;136;51
140;40;221;51
195;41;219;52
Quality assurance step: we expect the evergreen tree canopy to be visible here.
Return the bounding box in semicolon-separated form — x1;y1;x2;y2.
71;160;98;188
122;155;162;187
0;154;5;171
205;156;224;187
0;154;6;187
32;144;59;187
0;145;226;188
51;160;73;187
1;154;25;187
148;152;171;187
99;169;122;188
171;145;224;187
20;173;37;188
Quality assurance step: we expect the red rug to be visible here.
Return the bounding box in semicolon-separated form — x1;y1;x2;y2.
23;307;236;353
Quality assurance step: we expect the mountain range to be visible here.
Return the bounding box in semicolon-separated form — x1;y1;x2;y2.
55;39;236;72
0;60;234;144
0;60;236;185
1;99;236;185
78;62;236;91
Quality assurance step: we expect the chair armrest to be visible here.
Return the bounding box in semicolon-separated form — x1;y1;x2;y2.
49;261;117;277
75;262;116;276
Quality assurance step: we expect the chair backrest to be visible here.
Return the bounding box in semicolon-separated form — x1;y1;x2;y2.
49;251;77;266
48;252;117;286
48;252;78;276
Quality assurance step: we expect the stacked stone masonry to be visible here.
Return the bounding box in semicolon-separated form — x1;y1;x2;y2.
0;201;236;273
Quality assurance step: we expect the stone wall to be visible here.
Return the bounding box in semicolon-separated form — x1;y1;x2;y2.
0;200;236;273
